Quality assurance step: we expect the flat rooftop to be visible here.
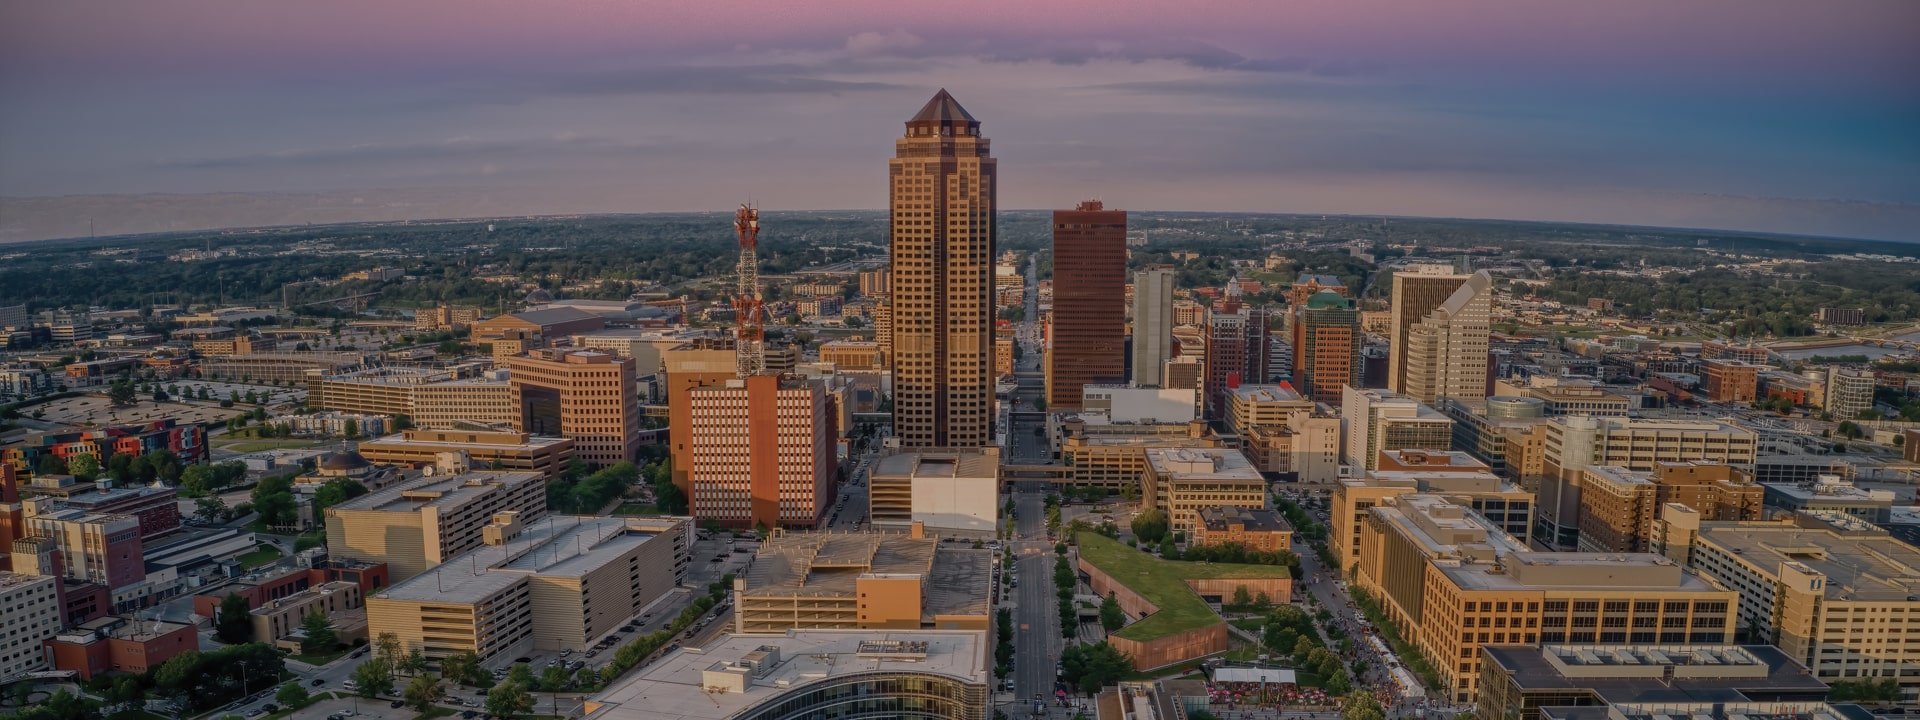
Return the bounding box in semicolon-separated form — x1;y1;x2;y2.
360;432;570;451
329;470;541;514
376;515;677;603
1481;644;1826;705
1378;449;1489;469
1197;506;1292;534
1696;518;1920;602
1761;479;1894;505
871;450;998;481
1231;383;1308;404
585;630;987;720
1372;495;1717;593
1145;447;1262;481
739;532;991;620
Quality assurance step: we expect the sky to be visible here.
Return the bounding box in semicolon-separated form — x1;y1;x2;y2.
1;0;1917;242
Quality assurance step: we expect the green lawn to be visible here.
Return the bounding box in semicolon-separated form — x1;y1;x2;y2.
289;645;350;666
236;544;283;569
1074;532;1287;642
416;707;456;719
214;438;324;453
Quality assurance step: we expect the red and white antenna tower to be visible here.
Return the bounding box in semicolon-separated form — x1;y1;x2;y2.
733;204;766;376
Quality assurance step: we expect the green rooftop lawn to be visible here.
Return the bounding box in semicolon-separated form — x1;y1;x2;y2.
1074;531;1288;642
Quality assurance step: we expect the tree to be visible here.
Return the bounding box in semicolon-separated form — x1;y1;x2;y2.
181;464;216;496
195;496;229;523
352;657;394;697
342;418;359;439
440;650;481;686
108;380;137;407
540;663;572;691
403;676;444;712
1099;592;1126;631
66;454;100;481
485;680;534;720
300;612;336;653
1230;585;1255;610
215;593;252;644
1341;691;1386;720
505;662;535;689
1130;508;1169;544
251;491;297;530
1060;641;1133;696
144;449;182;483
108;452;136;482
153;386;170;402
399;648;430;678
34;454;68;476
275;682;309;708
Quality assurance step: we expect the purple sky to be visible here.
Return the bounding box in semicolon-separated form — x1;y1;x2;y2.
2;0;1916;241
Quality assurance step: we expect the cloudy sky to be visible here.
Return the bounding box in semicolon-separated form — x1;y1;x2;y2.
2;0;1917;241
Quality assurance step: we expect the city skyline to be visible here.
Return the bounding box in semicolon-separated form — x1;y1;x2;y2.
2;1;1917;242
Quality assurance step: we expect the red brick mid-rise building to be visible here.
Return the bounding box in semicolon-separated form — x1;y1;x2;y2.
1291;291;1360;405
1701;359;1760;404
1045;201;1127;412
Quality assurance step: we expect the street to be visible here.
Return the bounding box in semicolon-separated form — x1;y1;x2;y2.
1011;483;1062;713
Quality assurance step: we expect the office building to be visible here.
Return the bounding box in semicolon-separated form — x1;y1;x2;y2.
306;366;441;418
45;616;199;680
324;470;546;581
1228;383;1340;483
1760;475;1895;523
357;429;575;480
869;448;999;539
819;340;885;371
583;630;989;720
1046;201;1127;411
1657;509;1920;702
1497;381;1633;417
1192;506;1291;553
1082;385;1197;424
368;514;690;662
1476;644;1832;720
1353;494;1737;703
1343;387;1456;472
1143;448;1267;532
412;376;516;429
21;503;144;591
1400;271;1492;404
1132;268;1175;387
15;475;180;540
0;304;26;331
414;304;483;332
1055;418;1216;491
1534;416;1757;550
1702;359;1760;404
663;338;738;493
1162;355;1202;390
1330;462;1534;569
201;351;369;384
1211;301;1270;420
0;572;60;677
733;528;992;634
1823;367;1874;419
889;90;996;449
1292;291;1361;405
1575;463;1762;553
505;348;639;467
686;375;835;530
1816;307;1866;326
1387;263;1471;395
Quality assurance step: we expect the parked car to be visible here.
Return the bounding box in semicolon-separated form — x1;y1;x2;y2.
311;678;325;687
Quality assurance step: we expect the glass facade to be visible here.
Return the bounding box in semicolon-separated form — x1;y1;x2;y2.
734;671;988;720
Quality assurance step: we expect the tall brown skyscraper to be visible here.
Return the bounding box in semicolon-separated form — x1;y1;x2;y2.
1046;200;1127;411
890;89;997;448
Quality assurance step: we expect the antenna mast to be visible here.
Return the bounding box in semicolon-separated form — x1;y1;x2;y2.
733;204;766;377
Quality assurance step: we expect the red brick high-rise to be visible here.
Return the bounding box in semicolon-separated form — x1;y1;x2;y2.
1045;201;1127;411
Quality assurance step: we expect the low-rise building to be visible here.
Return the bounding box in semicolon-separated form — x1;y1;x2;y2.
324;470;547;581
1191;506;1291;553
45;616;199;680
1343;387;1455;473
1084;385;1199;424
1143;448;1267;532
1054;415;1215;490
357;429;574;480
733;528;991;634
1476;644;1831;720
868;449;999;539
1657;509;1920;703
412;376;516;429
583;630;990;720
1760;475;1895;523
818;340;885;371
368;514;690;662
253;581;366;650
1701;359;1761;404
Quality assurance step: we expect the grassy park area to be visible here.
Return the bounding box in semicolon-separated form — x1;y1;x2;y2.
1074;531;1288;642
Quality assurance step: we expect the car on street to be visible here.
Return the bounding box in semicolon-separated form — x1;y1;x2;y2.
311;678;325;686
390;700;406;708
